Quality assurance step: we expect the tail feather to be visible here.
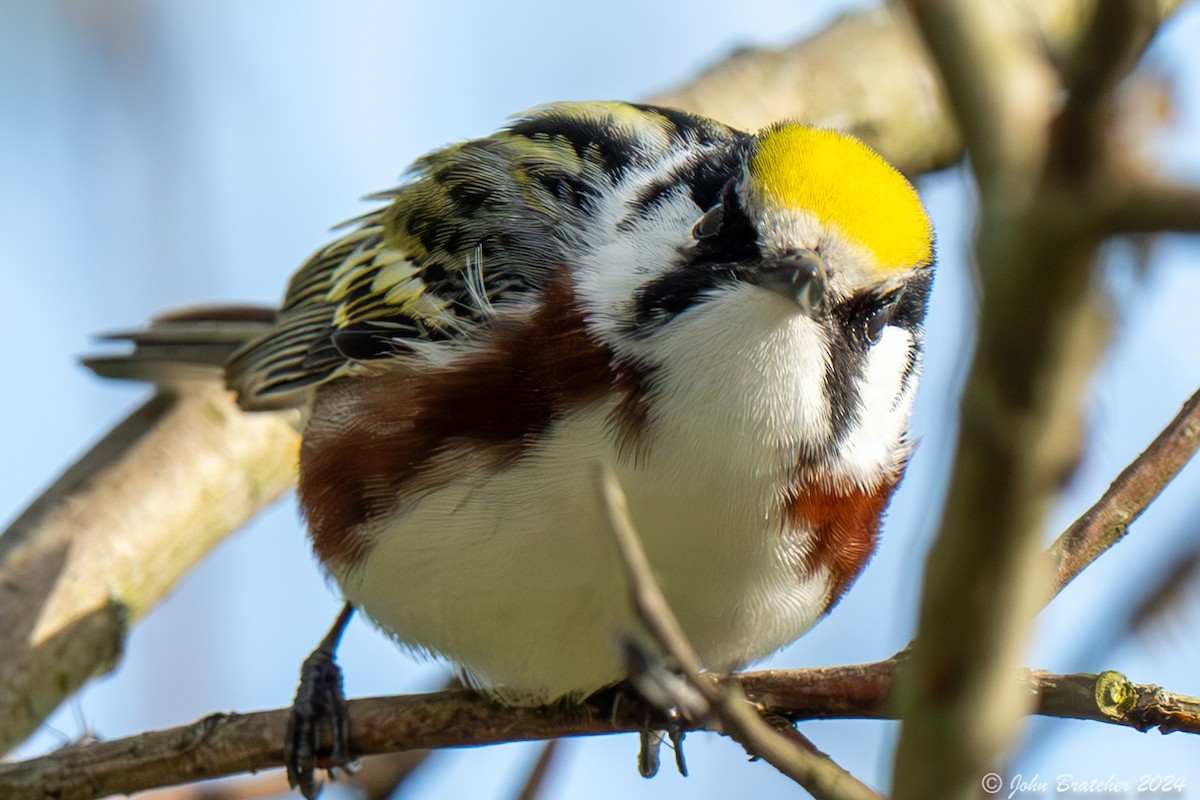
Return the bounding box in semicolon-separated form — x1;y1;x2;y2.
83;305;277;388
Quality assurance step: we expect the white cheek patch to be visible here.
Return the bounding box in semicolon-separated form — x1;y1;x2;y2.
570;141;735;348
834;324;919;485
573;189;700;345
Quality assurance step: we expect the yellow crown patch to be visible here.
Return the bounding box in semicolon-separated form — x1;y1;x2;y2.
748;124;933;273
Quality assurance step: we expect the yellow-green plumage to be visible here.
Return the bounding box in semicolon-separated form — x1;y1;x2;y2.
225;102;744;409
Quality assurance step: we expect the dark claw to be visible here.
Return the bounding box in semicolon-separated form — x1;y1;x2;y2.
591;647;692;782
285;603;355;799
638;729;664;778
669;729;688;777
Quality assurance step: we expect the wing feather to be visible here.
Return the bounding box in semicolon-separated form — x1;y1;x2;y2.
226;101;741;410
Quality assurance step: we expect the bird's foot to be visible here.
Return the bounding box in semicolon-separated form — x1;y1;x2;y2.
594;640;698;780
285;604;355;799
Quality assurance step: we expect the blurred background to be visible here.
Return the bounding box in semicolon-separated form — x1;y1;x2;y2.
2;1;1199;797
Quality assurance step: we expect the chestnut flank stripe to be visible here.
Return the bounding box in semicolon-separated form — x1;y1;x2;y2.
298;271;648;570
786;473;902;607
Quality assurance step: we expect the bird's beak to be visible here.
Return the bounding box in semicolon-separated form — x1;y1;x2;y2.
753;249;828;315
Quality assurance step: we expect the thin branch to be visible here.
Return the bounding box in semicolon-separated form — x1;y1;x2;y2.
1049;387;1200;596
1095;178;1200;235
596;466;886;800
1;666;1195;800
515;739;563;800
595;467;705;678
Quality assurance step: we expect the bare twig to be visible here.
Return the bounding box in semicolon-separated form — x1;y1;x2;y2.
1;665;1195;800
1095;179;1200;235
1050;387;1200;596
595;466;884;800
594;467;704;680
515;739;563;800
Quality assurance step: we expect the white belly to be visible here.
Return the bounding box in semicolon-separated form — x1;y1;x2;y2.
340;404;832;703
339;294;850;702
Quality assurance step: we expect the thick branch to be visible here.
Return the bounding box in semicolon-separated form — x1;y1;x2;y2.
651;0;1127;177
649;3;959;175
899;0;1055;198
1;666;1195;800
0;389;299;754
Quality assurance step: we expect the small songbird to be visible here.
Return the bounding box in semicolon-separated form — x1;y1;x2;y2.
91;101;933;790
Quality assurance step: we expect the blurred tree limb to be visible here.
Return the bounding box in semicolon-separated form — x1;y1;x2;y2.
892;0;1196;798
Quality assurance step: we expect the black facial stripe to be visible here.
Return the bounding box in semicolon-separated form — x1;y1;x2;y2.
630;213;761;330
895;266;932;390
825;307;869;445
689;184;759;266
632;263;741;329
628;164;762;330
686;152;746;211
892;265;933;331
822;267;933;442
623;140;747;230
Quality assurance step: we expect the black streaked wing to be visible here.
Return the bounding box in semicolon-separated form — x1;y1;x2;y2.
226;102;742;411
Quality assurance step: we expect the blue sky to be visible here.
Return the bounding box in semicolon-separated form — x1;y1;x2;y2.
2;2;1199;797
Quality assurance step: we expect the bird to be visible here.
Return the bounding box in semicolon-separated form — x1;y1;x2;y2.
89;100;934;794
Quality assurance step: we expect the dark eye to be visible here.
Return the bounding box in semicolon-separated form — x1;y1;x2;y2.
691;203;723;239
865;291;902;345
